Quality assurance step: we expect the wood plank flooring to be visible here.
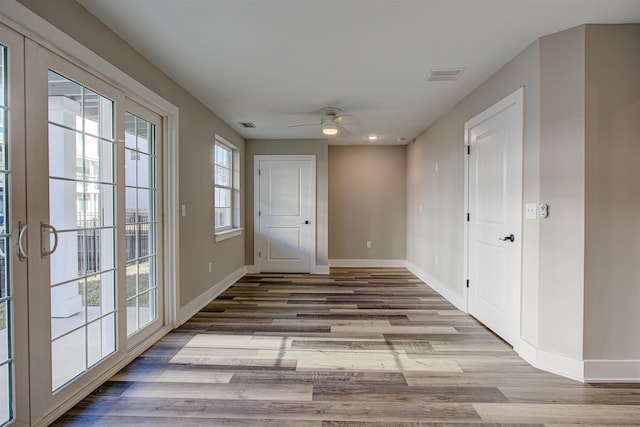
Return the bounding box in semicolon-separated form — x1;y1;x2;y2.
54;268;640;426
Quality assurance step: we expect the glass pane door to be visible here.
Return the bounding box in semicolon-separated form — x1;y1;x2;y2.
24;40;165;425
124;102;163;348
0;23;27;427
26;42;126;423
0;42;11;427
47;70;117;391
125;111;158;337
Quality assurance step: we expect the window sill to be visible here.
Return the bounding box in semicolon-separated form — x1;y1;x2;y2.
215;228;243;242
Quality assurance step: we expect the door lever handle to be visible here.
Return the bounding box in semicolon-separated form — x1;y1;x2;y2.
41;222;59;258
499;234;515;242
17;222;28;260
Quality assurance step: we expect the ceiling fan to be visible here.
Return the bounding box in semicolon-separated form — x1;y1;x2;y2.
288;107;354;137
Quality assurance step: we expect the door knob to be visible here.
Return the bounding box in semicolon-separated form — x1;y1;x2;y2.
499;234;515;242
304;220;310;224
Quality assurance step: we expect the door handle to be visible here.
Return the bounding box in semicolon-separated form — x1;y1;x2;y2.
304;220;310;224
41;222;59;258
499;234;515;242
17;222;28;260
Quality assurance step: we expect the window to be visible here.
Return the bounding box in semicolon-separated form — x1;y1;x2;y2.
214;137;241;240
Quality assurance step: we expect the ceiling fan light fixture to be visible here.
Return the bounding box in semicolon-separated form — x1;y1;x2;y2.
322;124;339;135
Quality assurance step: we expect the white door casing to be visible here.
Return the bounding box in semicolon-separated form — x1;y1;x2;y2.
254;155;315;273
465;88;523;346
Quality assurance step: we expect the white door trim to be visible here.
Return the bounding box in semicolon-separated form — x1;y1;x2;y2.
254;155;316;273
463;87;524;344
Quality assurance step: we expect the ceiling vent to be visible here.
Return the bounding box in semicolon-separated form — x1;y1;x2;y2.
426;68;465;82
239;121;256;128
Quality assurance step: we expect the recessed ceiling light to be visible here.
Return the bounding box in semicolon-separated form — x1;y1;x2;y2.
367;135;379;141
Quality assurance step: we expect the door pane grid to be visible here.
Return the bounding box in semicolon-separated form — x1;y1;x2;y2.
125;111;157;337
0;43;13;426
48;70;117;391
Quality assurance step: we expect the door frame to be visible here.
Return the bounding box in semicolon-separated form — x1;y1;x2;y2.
253;155;316;273
463;87;524;344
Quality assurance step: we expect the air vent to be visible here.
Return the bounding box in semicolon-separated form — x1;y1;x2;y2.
426;68;465;82
239;122;256;128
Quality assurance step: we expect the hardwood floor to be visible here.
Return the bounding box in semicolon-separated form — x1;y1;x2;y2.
54;268;640;426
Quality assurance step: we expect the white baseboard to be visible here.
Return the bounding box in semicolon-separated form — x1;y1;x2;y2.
312;264;330;274
584;359;640;382
516;340;585;382
404;261;466;312
329;259;406;268
244;264;329;274
177;265;247;326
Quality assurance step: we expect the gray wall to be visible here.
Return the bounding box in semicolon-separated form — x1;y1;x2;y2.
328;145;406;260
584;24;640;360
539;26;586;359
407;23;640;366
245;139;328;269
407;39;541;343
18;0;247;309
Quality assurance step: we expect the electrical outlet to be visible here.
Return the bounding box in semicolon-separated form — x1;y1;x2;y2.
366;241;372;249
208;262;212;273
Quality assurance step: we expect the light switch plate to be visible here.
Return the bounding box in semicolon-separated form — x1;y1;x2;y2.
525;203;537;219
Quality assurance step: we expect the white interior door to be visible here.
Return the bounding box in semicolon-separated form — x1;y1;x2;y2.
466;88;523;346
255;155;315;273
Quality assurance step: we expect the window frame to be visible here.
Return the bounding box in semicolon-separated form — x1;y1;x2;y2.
213;136;241;241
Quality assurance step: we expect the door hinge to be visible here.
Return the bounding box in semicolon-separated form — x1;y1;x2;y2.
258;251;261;258
466;279;470;288
467;145;471;155
466;213;470;222
258;169;261;176
258;210;261;217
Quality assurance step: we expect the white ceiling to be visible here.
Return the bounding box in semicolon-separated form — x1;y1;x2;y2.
77;0;640;145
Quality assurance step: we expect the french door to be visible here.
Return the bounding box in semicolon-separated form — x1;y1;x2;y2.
0;36;165;425
0;22;28;427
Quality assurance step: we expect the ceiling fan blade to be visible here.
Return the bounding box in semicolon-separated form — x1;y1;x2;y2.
288;123;319;128
335;126;352;137
334;115;355;125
